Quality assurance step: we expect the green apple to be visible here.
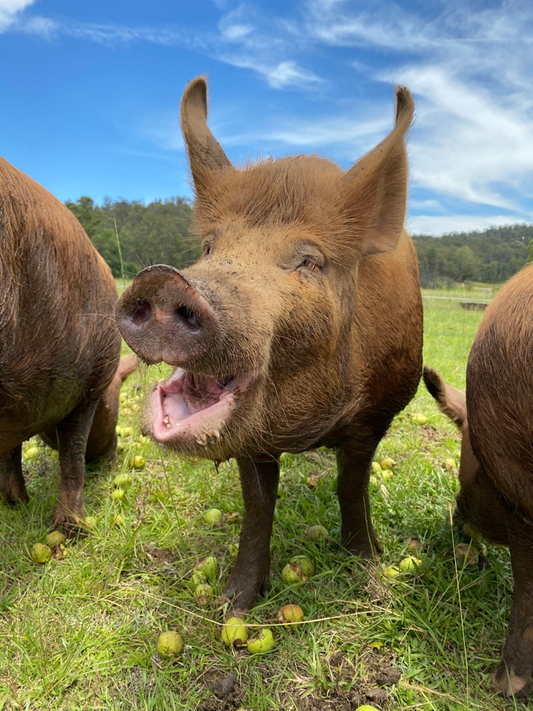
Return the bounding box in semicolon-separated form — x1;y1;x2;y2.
290;555;315;577
247;628;275;654
399;556;422;572
46;531;66;546
221;617;248;647
31;543;51;564
380;457;396;470
157;631;183;658
306;525;329;542
203;508;223;525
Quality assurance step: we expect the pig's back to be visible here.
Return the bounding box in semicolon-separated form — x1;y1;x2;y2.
0;157;120;452
466;263;533;511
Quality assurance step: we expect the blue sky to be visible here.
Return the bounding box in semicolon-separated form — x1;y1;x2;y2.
1;0;532;236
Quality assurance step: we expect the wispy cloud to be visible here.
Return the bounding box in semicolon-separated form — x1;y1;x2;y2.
0;0;35;31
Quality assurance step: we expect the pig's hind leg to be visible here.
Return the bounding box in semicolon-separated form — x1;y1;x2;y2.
336;429;384;558
223;457;279;612
52;400;98;536
0;445;29;504
491;513;533;697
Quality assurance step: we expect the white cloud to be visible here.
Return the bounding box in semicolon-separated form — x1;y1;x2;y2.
408;214;529;237
220;55;324;90
0;0;35;31
305;1;533;215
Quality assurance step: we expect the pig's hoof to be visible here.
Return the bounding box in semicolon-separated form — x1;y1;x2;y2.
345;538;383;558
0;488;30;505
491;665;533;697
52;509;85;538
224;573;269;612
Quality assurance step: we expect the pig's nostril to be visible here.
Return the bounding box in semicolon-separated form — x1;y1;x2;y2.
130;301;152;326
176;305;201;331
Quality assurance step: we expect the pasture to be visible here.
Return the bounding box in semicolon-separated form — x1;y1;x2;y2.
0;291;519;710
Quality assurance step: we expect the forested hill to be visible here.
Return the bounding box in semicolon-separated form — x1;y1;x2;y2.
65;196;533;286
65;196;200;277
413;223;533;287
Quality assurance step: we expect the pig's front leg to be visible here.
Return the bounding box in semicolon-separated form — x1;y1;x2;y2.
336;434;383;558
53;400;98;536
0;445;28;504
224;456;279;612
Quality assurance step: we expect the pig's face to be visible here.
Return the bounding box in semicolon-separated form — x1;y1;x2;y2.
119;212;353;460
117;76;414;461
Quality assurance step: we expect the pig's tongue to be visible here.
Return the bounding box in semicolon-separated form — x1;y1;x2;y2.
182;372;228;414
152;369;237;444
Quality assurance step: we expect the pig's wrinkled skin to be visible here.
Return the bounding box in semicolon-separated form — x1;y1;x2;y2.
424;265;533;698
117;76;423;611
0;156;131;534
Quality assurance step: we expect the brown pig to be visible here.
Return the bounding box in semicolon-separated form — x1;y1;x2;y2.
117;76;423;611
424;263;533;698
0;156;126;533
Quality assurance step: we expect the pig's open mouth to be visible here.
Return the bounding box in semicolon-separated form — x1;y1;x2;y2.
151;368;255;445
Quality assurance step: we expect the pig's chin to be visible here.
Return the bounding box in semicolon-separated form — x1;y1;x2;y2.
150;368;255;447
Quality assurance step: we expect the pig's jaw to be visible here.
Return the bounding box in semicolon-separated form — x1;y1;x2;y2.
151;368;253;446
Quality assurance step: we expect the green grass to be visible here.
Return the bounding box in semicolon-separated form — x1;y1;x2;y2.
0;293;521;710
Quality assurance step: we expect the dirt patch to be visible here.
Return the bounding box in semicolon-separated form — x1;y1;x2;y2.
142;543;176;565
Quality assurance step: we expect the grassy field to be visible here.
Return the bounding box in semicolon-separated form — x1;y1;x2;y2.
0;292;522;711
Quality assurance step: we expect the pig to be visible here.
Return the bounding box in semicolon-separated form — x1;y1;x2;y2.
424;262;533;697
0;155;128;533
117;76;423;611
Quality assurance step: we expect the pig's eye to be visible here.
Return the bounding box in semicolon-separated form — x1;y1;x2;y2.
298;259;320;272
202;244;211;256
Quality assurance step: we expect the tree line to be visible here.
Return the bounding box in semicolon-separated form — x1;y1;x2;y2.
65;196;200;278
65;196;533;286
414;224;533;287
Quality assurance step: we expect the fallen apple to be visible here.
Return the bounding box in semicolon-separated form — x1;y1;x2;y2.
221;617;248;647
277;604;304;627
203;508;223;525
380;457;396;470
196;556;217;581
282;563;304;584
382;565;400;579
46;531;66;546
25;446;40;461
130;456;145;470
371;461;382;474
290;555;315;577
194;584;214;606
114;473;132;489
111;488;125;502
412;414;428;425
247;628;275;654
157;631;183;658
84;516;97;531
229;543;239;558
399;556;422;572
31;543;51;564
444;458;457;471
306;525;329;542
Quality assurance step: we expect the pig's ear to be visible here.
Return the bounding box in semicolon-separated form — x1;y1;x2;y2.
423;366;467;429
338;86;414;257
180;76;233;190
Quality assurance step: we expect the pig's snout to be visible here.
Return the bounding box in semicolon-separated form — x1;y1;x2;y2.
116;264;220;366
